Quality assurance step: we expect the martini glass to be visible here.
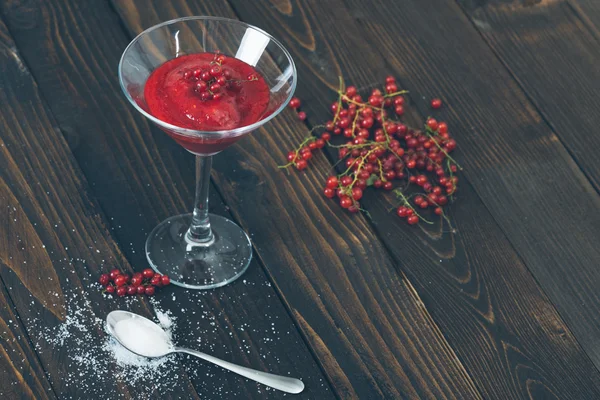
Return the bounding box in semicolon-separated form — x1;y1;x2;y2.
119;17;297;289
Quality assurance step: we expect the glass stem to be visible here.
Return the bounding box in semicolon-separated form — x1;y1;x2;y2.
186;155;214;245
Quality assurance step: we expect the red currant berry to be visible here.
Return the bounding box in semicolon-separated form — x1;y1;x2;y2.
143;268;155;279
315;138;325;148
326;176;339;189
105;285;115;294
445;139;457;151
437;195;448;205
114;275;127;287
216;76;227;86
340;176;353;186
116;286;127;297
324;187;335;198
145;286;156;296
99;274;110;286
431;98;442;109
360;117;374;129
340;196;353;209
348;203;360;213
161;275;171;286
289;97;301;109
395;105;405;116
321;132;331;141
345;86;358;97
109;269;121;280
435;207;443;216
385;75;396;84
200;71;212;82
351;187;363;201
407;215;419;225
438;122;448;134
126;286;137;296
130;276;143;287
427;118;439;131
383;181;393;190
136;285;146;295
297;111;307;121
368;95;384;107
397;206;409;217
151;275;162;286
295;159;308;170
210;65;222;77
195;81;208;92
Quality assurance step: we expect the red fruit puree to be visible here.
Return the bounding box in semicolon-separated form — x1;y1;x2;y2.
144;53;270;154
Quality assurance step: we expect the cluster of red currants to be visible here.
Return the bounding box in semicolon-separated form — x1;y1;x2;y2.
99;268;170;297
282;76;461;225
182;53;256;101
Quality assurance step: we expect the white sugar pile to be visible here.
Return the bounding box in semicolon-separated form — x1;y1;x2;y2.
33;289;181;398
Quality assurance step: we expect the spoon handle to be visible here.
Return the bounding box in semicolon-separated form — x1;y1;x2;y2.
175;347;305;394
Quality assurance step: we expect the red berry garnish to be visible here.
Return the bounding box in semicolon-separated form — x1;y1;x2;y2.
130;276;143;287
109;269;121;280
397;206;409;218
326;176;339;189
295;159;308;170
116;287;127;297
114;275;127;287
289;97;301;109
99;274;110;286
431;98;442;109
105;285;115;294
339;196;353;209
136;285;146;295
195;81;208;92
427;118;439;131
126;286;137;296
277;76;460;227
209;65;222;77
200;71;212;82
142;268;155;279
161;275;171;286
145;286;156;296
151;275;162;286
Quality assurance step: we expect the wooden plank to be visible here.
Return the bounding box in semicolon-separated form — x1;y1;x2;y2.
221;0;600;398
0;284;56;400
456;0;600;190
0;14;203;400
0;1;334;399
109;1;490;399
339;0;600;372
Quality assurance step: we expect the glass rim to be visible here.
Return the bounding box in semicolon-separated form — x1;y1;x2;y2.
118;16;297;137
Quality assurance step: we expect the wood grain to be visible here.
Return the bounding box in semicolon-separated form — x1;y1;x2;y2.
110;1;490;399
0;0;335;398
456;0;600;191
339;0;600;375
225;0;600;398
0;284;56;400
0;13;203;400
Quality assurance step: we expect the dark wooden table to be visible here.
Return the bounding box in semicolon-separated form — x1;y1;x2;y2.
1;0;599;399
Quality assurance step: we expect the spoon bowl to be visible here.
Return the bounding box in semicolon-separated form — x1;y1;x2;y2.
106;310;305;394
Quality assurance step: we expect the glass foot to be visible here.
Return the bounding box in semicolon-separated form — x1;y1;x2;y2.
145;213;252;289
